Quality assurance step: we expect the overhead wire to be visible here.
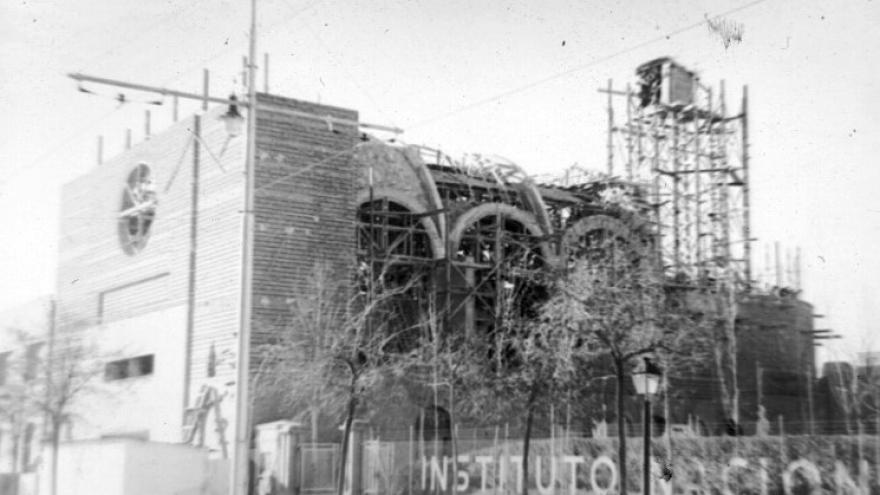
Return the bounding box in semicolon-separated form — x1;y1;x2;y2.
13;1;770;208
298;14;399;129
74;0;210;74
0;105;124;197
45;0;754;189
4;0;326;198
405;0;772;131
158;0;326;91
254;135;375;194
3;2;221;197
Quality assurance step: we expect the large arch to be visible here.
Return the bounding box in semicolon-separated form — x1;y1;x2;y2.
355;191;439;355
355;187;445;259
353;141;446;239
563;214;634;249
446;202;551;343
561;213;651;261
398;145;446;237
448;202;551;262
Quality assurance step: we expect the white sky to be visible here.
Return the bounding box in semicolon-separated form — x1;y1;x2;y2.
1;0;878;364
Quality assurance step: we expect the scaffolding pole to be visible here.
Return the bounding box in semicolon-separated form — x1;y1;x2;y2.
600;66;749;287
607;79;614;176
742;85;752;287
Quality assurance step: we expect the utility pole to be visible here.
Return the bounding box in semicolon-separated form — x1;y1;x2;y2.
232;0;258;492
67;66;256;495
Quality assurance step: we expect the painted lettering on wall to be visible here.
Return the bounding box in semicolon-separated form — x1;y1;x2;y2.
419;454;871;494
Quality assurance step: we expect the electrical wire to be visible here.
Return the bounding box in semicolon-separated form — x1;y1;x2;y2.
0;105;124;197
254;137;373;194
158;0;326;90
299;15;399;130
74;0;210;74
406;0;772;131
5;0;324;198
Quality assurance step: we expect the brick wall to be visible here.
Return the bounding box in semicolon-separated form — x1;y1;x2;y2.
250;94;359;422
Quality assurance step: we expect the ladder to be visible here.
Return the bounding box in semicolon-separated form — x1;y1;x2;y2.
182;385;230;458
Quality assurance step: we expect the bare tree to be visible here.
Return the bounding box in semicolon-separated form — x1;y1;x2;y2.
254;260;422;495
1;308;101;495
500;303;575;495
541;228;671;495
250;262;347;441
34;329;101;495
712;272;741;432
408;293;474;495
0;317;99;495
0;328;42;474
447;253;573;495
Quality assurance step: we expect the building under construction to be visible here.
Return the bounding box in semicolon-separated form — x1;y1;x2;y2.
42;59;820;489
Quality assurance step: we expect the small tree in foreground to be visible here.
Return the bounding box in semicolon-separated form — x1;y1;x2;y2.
0;329;42;474
38;331;102;495
710;269;741;432
2;314;100;495
499;311;576;495
254;261;421;495
542;231;676;495
446;244;573;495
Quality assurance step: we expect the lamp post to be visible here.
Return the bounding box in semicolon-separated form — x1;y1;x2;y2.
220;95;245;138
632;358;661;495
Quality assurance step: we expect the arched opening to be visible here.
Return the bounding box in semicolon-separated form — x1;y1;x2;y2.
357;199;433;261
356;199;434;352
562;214;650;270
451;209;547;361
414;405;452;443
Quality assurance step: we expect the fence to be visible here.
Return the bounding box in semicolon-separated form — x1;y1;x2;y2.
301;443;339;494
257;419;880;494
359;433;880;495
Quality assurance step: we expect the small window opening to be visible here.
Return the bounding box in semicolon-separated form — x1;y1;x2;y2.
105;355;154;381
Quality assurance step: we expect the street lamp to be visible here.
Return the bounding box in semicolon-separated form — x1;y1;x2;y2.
632;358;661;495
220;95;245;138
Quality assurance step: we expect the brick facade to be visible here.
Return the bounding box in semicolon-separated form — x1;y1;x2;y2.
250;94;359;422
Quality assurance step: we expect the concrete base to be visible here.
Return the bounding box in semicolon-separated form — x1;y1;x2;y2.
40;438;228;495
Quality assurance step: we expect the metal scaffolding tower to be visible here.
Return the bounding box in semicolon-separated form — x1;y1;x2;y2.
602;57;752;289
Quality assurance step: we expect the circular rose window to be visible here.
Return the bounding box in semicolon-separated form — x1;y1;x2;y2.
119;164;157;254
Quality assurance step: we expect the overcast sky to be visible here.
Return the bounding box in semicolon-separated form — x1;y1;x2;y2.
1;0;878;364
